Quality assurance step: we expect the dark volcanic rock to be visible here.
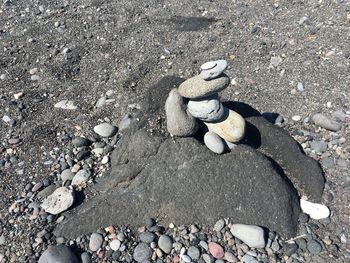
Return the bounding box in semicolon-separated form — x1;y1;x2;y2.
244;116;325;202
55;129;300;239
53;77;325;240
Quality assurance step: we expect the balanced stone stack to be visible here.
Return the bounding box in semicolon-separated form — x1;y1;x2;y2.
165;59;245;154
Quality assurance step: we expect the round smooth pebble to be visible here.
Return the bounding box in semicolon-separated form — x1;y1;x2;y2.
181;255;192;263
41;187;75;215
307;239;322;255
89;233;103;252
224;252;237;262
213;219;225;232
208;242;224;259
205;109;245;143
158;235;173;254
71;169;91;186
241;254;259;263
38;245;78;263
93;122;118;137
72;137;92;147
187;95;225;122
204;132;225;154
60;169;74;182
230;224;266;248
187;246;200;260
139;232;155;243
110;239;121;251
310;141;327;153
101;156;109;164
133;243;152;262
199;60;228;80
201;61;217;70
178;75;230;99
312;113;341;131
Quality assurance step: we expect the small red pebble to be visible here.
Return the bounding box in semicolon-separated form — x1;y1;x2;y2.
208;242;224;259
173;255;180;263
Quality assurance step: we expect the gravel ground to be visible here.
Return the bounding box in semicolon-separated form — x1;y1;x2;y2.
0;0;349;262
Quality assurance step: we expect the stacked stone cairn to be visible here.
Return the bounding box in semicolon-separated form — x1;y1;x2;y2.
165;60;245;154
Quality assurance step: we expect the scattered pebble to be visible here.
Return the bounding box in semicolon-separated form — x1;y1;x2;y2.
54;100;78;110
312;113;341;131
41;187;75;215
93;123;118;137
89;233;103;252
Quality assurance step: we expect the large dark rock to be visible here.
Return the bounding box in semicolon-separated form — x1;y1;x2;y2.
244;116;325;202
53;76;325;240
55;130;300;238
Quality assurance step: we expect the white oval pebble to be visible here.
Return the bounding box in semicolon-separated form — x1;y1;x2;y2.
110;239;121;251
101;156;109;164
201;61;217;70
300;198;330;220
204;132;225;154
292;115;301;121
181;255;192;263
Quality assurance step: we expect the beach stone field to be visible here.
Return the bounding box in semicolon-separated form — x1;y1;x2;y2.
0;0;349;263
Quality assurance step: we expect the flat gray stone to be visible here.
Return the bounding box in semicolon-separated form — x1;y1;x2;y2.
178;74;230;99
41;187;75;215
199;60;228;80
93;122;118;137
188;246;200;260
312;113;342;131
158;235;173;254
139;232;156;243
60;169;74;182
72;137;92;147
133;243;152;262
38;245;78;263
230;224;265;248
310;141;327;153
89;233;103;252
71;169;91;186
187;95;225;122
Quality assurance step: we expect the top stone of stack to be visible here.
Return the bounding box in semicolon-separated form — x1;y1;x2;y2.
200;59;228;80
178;59;230;99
